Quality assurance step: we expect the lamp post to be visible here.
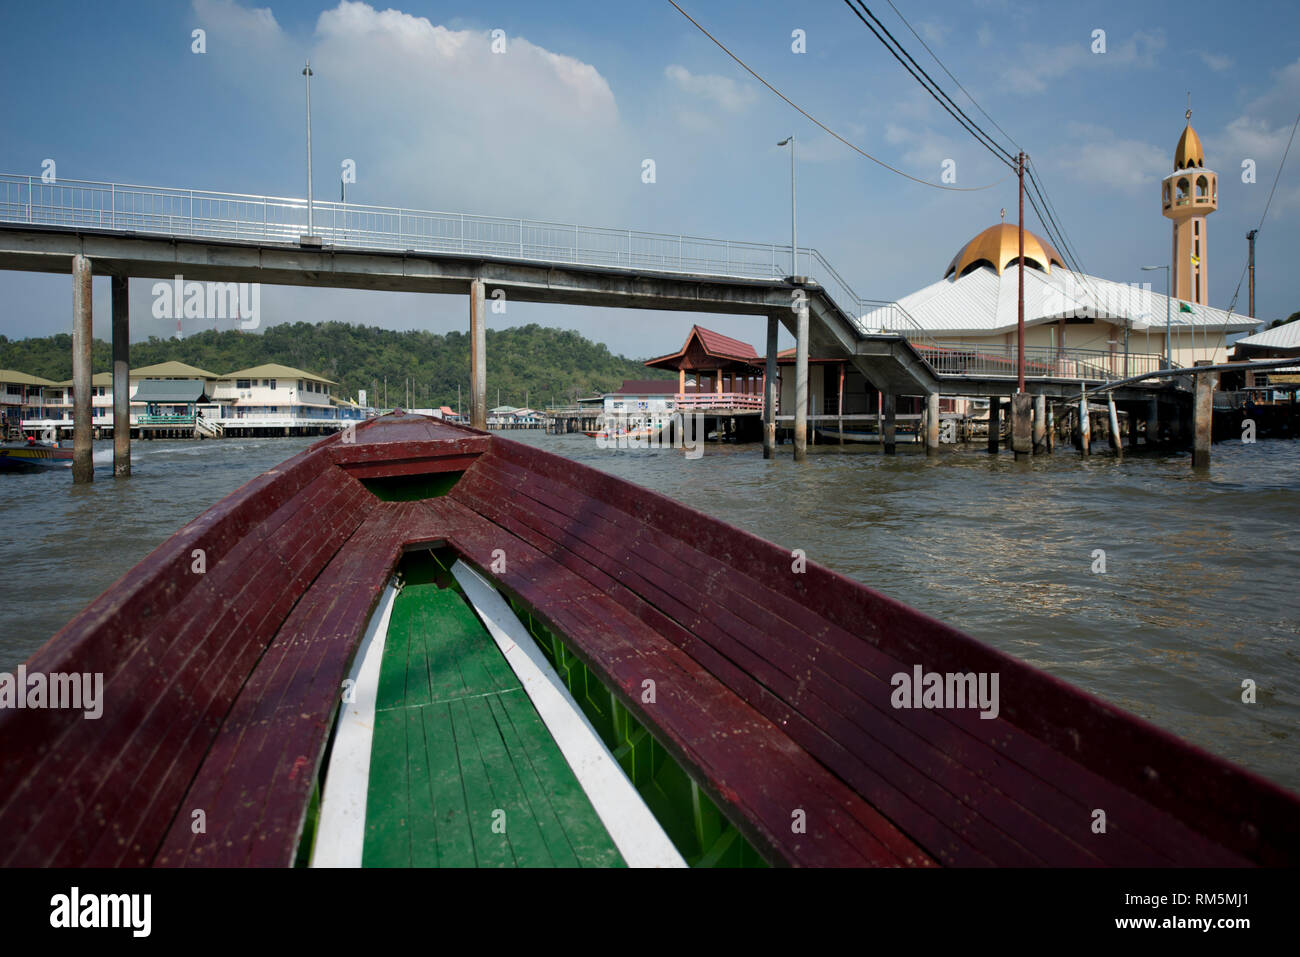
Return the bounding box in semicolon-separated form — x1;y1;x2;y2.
302;60;317;243
1142;265;1171;369
777;136;796;276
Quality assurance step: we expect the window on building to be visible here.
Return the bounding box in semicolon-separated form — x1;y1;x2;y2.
269;379;276;390
298;380;304;391
237;379;251;390
6;385;20;396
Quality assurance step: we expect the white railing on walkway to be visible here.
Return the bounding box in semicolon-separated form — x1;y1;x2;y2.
0;172;937;344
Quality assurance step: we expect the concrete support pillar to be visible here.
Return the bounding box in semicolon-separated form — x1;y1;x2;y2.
882;392;896;455
1011;393;1032;457
793;297;808;462
111;275;130;477
987;398;1001;454
469;278;486;430
72;254;93;484
1107;393;1123;457
1046;405;1055;453
1032;393;1046;454
763;315;777;459
925;392;940;456
1079;388;1091;457
1193;362;1215;468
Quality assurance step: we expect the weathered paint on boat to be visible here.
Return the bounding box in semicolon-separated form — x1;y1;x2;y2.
1;412;1297;867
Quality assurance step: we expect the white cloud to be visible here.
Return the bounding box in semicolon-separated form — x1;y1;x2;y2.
1197;51;1233;72
1001;30;1165;94
1053;122;1168;192
664;64;757;113
977;25;994;48
192;1;624;221
917;20;951;46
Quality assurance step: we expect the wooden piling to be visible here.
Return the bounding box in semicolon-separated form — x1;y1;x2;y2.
1032;393;1046;454
1011;393;1032;457
111;275;130;477
882;393;897;455
925;392;939;456
1078;387;1090;457
987;398;1000;454
1046;405;1054;453
72;254;93;484
763;315;777;459
1193;361;1215;468
1107;393;1123;458
469;277;486;430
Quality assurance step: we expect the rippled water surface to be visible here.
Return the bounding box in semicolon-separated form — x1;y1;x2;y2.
1;432;1296;791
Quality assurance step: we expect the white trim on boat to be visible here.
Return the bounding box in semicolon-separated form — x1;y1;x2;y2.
309;579;400;868
452;561;687;869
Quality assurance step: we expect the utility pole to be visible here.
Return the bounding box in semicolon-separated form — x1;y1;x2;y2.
1247;229;1258;318
301;61;316;241
1017;151;1026;394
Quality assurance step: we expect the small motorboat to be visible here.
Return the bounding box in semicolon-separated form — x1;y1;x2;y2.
1;412;1296;867
0;439;73;472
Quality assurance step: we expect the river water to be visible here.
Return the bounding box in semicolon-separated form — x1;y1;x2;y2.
2;432;1296;792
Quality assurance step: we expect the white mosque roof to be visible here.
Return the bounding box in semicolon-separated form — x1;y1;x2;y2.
859;219;1259;338
860;263;1259;337
1232;321;1300;351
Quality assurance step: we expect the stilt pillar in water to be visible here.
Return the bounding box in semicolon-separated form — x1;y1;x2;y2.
1193;361;1215;468
1011;393;1032;457
1078;387;1090;456
111;275;131;477
72;254;93;484
1108;393;1123;457
763;315;778;459
925;392;940;456
793;293;809;462
469;278;486;430
882;392;896;455
987;398;1001;453
1146;398;1159;447
1046;405;1055;453
1032;393;1046;454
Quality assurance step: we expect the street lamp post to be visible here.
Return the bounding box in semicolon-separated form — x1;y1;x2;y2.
302;61;318;243
777;136;796;276
1142;265;1171;369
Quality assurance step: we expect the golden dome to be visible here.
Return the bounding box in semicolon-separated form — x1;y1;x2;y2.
944;223;1064;279
1174;123;1205;170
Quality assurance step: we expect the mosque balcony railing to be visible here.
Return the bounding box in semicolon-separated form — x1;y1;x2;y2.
920;342;1167;382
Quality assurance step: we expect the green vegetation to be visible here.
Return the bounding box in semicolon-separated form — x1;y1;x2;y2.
1267;311;1300;328
0;322;671;408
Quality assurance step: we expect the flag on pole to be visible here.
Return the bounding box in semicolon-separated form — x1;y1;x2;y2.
1179;302;1194;314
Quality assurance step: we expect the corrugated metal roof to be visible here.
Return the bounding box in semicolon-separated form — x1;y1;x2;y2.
0;370;59;386
860;264;1260;336
221;363;338;385
1233;321;1300;351
131;379;209;403
131;360;220;379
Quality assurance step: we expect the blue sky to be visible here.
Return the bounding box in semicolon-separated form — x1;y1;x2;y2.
1;0;1296;361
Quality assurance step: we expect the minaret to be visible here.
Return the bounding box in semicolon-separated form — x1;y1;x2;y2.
1161;106;1216;305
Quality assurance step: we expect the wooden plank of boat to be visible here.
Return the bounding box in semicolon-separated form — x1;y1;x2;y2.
1;411;1297;868
452;559;686;868
309;580;399;868
360;573;626;867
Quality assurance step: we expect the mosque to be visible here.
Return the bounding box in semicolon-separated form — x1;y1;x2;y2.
859;110;1257;370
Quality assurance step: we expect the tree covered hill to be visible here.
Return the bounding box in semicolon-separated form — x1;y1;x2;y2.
0;322;673;409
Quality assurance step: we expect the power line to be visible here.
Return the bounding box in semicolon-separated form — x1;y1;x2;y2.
665;0;1009;191
844;0;1016;168
883;0;1023;155
1223;108;1300;319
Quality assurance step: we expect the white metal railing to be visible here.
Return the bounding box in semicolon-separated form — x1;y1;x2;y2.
919;341;1169;382
672;392;764;411
0;172;942;345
